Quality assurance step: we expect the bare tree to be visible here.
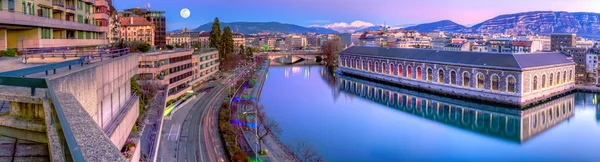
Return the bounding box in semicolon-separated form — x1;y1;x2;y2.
321;37;344;70
220;54;243;71
249;104;282;153
291;141;324;162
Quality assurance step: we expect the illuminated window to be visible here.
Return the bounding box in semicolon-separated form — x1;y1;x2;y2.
426;68;433;81
398;65;403;77
542;74;547;88
416;67;422;80
463;72;470;87
390;63;395;75
507;76;516;92
549;73;554;86
557;72;561;84
533;76;538;90
491;75;499;91
407;66;412;78
450;71;457;85
477;73;485;89
438;69;444;83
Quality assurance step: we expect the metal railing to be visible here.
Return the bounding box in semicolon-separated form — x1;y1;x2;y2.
21;48;129;64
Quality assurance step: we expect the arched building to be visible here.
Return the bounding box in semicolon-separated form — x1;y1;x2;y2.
338;46;576;107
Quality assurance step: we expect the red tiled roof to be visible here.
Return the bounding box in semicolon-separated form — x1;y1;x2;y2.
120;17;153;26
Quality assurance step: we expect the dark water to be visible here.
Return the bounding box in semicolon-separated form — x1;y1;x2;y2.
259;66;600;162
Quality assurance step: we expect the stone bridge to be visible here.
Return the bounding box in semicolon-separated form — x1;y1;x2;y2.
257;51;325;66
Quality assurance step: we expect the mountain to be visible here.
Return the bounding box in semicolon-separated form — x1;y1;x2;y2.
193;22;338;34
403;20;470;33
400;11;600;39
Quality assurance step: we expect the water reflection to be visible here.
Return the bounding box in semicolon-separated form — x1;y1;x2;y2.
337;75;575;143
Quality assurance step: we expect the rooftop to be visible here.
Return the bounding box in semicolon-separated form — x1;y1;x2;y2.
120;17;153;26
340;46;574;70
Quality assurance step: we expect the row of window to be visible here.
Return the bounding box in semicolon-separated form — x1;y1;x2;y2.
531;71;573;91
169;71;193;84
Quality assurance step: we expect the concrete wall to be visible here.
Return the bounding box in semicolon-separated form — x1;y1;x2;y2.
108;96;139;149
48;53;138;129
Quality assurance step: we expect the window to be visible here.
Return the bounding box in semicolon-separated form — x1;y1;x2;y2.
416;67;422;80
557;72;561;84
563;71;567;83
569;70;573;81
533;76;538;90
450;71;457;85
477;73;485;89
41;28;52;39
382;62;387;74
374;62;379;73
542;74;547;88
390;64;395;75
491;75;499;91
438;69;444;83
463;72;470;87
407;66;412;78
426;68;433;81
368;61;372;72
549;73;554;86
398;65;403;77
507;76;516;92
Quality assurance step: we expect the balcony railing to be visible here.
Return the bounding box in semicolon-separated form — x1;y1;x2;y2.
0;10;103;32
52;1;65;7
65;4;76;10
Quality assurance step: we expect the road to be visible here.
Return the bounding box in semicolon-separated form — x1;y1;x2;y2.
174;67;249;162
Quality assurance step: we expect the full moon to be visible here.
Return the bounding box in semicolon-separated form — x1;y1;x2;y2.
180;8;190;19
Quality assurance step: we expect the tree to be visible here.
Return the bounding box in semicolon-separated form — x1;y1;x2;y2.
321;38;344;70
239;44;245;55
291;141;324;162
220;54;242;71
209;17;222;58
222;26;234;56
166;45;174;50
138;42;151;53
249;105;282;154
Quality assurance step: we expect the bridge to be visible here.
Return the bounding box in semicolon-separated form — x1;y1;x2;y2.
256;50;326;66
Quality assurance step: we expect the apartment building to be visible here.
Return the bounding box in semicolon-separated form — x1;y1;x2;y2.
233;33;245;48
0;0;114;50
551;33;577;52
191;49;219;86
119;8;166;47
120;17;155;46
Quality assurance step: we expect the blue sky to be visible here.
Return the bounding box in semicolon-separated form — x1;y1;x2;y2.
113;0;600;31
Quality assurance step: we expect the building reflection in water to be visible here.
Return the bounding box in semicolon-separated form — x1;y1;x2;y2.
337;75;575;143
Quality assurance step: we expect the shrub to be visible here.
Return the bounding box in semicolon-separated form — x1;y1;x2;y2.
166;45;174;50
2;48;17;57
138;42;151;53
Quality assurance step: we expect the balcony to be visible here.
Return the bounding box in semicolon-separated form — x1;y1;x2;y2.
52;1;65;9
65;4;76;11
82;0;96;4
94;0;109;7
0;10;104;32
20;39;108;48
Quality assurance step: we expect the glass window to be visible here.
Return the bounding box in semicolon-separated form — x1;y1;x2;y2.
533;76;538;90
438;69;444;83
542;74;546;88
398;65;403;77
563;71;567;83
549;73;554;86
507;77;516;92
477;73;485;89
375;62;379;73
557;72;561;84
416;67;422;80
463;72;470;87
450;71;457;85
426;68;433;81
390;64;395;75
407;66;412;78
491;75;499;91
382;62;387;74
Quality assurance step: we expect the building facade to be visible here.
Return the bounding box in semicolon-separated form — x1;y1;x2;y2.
120;17;155;46
551;33;576;52
0;0;114;50
120;8;166;47
338;46;575;107
191;50;219;86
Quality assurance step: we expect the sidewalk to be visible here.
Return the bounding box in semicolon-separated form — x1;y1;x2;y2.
240;60;297;162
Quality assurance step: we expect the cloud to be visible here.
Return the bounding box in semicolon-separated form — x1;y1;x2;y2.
315;20;375;32
305;20;331;24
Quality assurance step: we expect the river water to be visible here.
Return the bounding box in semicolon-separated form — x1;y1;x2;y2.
259;65;600;162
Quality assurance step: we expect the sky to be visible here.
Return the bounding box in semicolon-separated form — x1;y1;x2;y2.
113;0;600;31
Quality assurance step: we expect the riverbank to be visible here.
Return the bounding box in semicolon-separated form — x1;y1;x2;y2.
241;60;298;162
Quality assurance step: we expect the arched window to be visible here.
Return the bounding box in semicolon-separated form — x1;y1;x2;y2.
407;66;413;78
557;72;561;84
398;65;403;77
368;61;373;72
438;69;444;83
542;74;546;88
569;70;573;82
549;73;554;86
362;60;366;70
375;62;379;73
390;63;395;75
450;71;457;85
563;70;567;83
477;73;485;89
507;76;516;92
491;75;499;91
426;68;433;81
463;72;470;87
416;67;422;80
533;76;538;90
382;62;387;74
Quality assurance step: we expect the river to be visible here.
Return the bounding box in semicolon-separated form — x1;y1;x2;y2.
259;65;600;162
